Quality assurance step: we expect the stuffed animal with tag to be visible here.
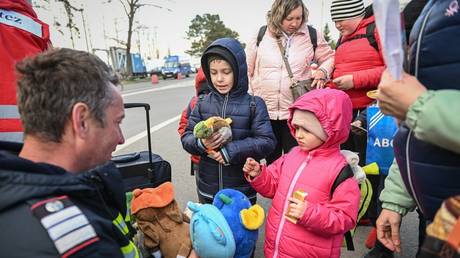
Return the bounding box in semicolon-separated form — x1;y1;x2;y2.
131;182;192;258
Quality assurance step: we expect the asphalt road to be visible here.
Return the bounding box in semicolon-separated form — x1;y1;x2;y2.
114;77;420;258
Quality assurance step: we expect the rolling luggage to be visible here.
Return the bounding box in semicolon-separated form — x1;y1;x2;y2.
111;103;171;192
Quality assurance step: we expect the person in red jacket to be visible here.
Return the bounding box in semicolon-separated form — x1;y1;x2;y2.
0;0;51;143
328;0;385;166
178;68;209;176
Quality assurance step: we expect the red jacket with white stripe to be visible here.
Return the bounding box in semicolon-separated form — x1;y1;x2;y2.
250;89;360;258
0;0;50;141
328;15;385;109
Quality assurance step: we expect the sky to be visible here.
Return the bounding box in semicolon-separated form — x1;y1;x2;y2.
33;0;373;64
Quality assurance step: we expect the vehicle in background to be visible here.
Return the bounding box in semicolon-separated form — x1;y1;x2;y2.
131;53;147;76
145;58;163;76
161;55;192;79
109;47;147;77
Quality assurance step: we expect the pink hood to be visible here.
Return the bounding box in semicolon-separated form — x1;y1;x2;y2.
288;88;352;149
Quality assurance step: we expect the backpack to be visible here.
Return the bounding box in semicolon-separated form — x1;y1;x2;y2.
335;22;379;52
332;165;373;251
256;25;318;54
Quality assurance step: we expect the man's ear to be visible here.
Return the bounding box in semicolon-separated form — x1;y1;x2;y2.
71;103;92;139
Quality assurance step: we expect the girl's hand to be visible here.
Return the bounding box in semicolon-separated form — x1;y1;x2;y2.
311;69;327;89
287;197;308;219
202;132;224;150
243;157;261;180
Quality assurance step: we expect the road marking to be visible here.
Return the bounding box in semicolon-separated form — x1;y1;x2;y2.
122;81;193;97
114;115;181;153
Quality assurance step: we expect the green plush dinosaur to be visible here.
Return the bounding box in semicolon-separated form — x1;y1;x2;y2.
193;116;233;142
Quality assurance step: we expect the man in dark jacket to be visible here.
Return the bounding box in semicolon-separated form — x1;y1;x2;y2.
181;38;276;204
0;48;139;257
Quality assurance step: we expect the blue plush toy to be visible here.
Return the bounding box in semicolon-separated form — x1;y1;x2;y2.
213;189;265;258
187;202;235;258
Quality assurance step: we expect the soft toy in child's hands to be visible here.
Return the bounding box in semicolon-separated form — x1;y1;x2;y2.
194;116;232;153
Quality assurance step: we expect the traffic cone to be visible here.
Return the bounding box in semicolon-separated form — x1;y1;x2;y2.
151;74;159;84
176;72;183;80
363;162;379;175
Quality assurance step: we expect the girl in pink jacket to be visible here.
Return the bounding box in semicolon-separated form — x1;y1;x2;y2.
243;88;360;257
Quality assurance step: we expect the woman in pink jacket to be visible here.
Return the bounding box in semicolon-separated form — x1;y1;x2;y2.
243;89;360;258
246;0;335;164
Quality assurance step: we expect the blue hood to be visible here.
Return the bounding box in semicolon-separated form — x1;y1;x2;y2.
201;38;248;98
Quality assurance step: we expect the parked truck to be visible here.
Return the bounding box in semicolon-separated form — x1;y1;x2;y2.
161;55;192;79
109;47;147;77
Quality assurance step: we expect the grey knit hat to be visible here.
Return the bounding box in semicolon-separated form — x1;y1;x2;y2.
331;0;365;21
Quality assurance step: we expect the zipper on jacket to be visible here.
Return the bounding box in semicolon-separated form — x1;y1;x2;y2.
406;4;433;212
405;130;423;210
273;154;311;258
219;94;229;190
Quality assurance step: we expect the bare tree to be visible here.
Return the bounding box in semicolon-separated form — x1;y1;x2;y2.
107;0;171;77
33;0;82;48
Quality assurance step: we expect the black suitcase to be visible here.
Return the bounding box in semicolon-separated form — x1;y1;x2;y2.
111;103;172;192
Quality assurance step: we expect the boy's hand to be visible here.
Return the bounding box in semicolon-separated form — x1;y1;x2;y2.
208;151;225;164
333;75;354;90
202;132;224;150
243;158;261;179
287;197;308;219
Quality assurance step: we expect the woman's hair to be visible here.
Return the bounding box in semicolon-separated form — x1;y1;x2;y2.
267;0;309;38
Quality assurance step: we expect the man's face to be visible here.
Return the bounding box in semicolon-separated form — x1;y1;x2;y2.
85;86;125;168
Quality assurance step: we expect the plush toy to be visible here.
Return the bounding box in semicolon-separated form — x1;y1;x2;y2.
187;202;235;258
193;116;233;151
213;189;265;258
131;182;192;258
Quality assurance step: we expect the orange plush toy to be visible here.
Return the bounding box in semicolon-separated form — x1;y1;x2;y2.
131;182;192;258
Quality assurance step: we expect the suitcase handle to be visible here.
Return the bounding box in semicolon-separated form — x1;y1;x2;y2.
112;152;141;163
124;103;150;110
123;103;153;169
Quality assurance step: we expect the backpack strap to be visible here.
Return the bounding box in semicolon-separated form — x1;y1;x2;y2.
335;22;378;52
307;25;317;54
330;165;355;251
256;25;268;47
330;165;354;196
365;22;379;52
256;24;317;54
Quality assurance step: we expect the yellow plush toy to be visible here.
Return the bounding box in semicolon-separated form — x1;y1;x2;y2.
193;116;233;152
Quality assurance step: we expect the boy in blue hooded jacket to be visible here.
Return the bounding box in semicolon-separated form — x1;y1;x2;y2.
181;38;276;204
